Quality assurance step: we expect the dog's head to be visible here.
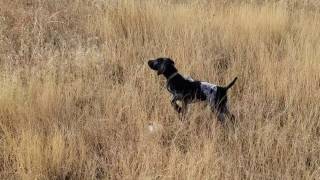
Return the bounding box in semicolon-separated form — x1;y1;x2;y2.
148;57;175;76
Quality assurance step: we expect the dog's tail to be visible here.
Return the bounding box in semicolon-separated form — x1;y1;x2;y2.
225;77;238;90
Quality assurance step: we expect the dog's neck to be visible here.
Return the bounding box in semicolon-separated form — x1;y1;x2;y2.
165;72;179;94
162;64;178;79
166;72;178;82
163;68;178;78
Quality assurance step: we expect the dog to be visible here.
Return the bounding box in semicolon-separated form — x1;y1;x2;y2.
148;57;237;122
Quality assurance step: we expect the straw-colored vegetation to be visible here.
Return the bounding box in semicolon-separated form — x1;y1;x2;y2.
0;0;319;179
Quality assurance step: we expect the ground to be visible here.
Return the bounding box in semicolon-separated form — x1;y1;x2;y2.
0;0;319;179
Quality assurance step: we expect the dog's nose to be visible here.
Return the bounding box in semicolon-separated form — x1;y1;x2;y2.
148;60;156;69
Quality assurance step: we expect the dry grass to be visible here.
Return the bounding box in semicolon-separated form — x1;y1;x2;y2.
0;0;320;179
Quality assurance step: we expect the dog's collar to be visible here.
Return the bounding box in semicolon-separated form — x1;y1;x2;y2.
167;72;178;82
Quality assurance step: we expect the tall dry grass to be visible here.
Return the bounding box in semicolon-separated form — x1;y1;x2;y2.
0;0;320;179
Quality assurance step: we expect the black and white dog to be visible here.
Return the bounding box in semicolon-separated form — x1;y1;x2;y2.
148;57;237;122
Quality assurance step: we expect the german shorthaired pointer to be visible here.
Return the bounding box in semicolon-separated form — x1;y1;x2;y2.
148;57;237;122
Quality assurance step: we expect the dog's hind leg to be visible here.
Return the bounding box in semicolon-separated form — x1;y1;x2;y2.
217;105;235;124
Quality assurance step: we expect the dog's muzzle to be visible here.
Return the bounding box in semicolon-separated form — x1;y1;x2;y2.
148;60;159;70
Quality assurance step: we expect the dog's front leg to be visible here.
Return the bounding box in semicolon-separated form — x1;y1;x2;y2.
180;100;188;115
171;96;183;113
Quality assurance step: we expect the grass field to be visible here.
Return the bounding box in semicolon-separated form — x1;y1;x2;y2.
0;0;320;179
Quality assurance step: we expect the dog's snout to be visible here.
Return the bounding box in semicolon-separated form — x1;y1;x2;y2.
148;60;154;68
148;60;160;70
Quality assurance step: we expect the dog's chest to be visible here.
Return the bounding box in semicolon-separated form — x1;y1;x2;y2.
200;82;217;100
167;84;175;94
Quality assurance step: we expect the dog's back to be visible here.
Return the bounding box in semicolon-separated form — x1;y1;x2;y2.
200;82;218;103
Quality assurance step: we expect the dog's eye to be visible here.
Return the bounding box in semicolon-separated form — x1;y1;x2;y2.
153;61;161;68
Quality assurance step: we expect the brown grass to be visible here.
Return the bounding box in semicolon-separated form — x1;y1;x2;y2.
0;0;320;179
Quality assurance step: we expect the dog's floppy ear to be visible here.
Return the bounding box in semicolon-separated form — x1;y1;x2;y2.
157;58;174;75
167;58;174;65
